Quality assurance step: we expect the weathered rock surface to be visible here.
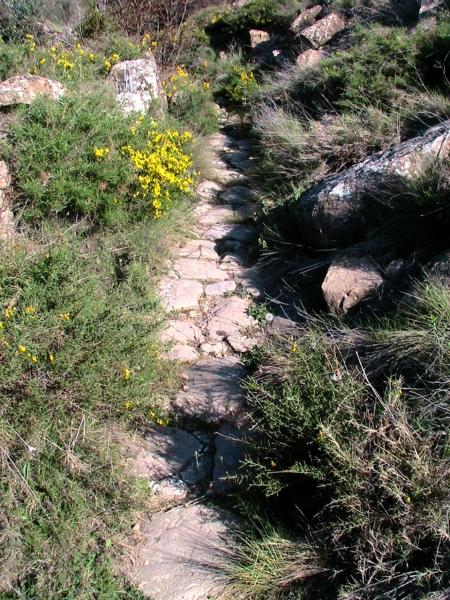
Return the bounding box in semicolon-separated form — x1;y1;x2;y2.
171;258;230;282
107;58;165;114
296;48;326;69
159;278;203;312
0;161;14;240
0;75;64;106
196;180;223;201
204;280;237;297
300;13;346;48
249;29;270;48
294;120;450;248
178;239;218;261
172;357;247;424
322;255;384;314
291;5;323;33
160;320;204;346
129;505;238;600
419;0;449;18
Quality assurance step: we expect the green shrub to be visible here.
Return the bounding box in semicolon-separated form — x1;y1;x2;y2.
235;277;450;599
5;89;196;226
164;67;219;135
0;0;42;42
0;212;187;596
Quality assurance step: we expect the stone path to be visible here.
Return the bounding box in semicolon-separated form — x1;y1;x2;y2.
127;118;268;599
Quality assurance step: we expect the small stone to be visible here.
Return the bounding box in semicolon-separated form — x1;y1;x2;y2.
204;280;237;297
159;278;203;312
249;29;270;48
171;258;229;282
300;13;346;48
296;48;326;70
291;5;323;33
265;312;274;323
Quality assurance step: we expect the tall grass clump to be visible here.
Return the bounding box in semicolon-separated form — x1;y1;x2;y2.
226;276;450;599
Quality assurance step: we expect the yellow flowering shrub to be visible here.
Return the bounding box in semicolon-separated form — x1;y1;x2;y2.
122;123;195;218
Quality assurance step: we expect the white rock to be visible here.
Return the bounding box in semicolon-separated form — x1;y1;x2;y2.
107;58;165;114
171;258;229;282
204;280;237;297
159;278;203;312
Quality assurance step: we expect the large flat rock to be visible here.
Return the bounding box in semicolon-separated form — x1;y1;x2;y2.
159;278;203;312
172;259;229;282
206;296;256;342
129;505;238;600
172;357;247;424
178;239;218;261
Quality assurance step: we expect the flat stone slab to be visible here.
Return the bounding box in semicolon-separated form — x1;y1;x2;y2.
204;223;258;243
159;278;203;312
172;357;247;424
160;320;204;346
219;185;256;206
172;259;229;282
196;180;222;201
206;296;257;342
166;344;199;362
129;505;239;600
204;280;236;297
178;239;218;261
140;425;204;482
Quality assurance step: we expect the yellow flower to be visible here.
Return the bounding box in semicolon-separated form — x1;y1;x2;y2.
30;355;38;364
25;34;34;40
4;307;16;319
0;321;3;330
203;82;210;90
151;41;158;48
110;53;120;62
104;60;112;72
270;460;277;468
48;353;55;364
18;345;27;353
123;368;131;381
59;312;70;321
94;147;110;159
123;400;134;410
24;305;37;315
88;53;96;62
39;58;46;65
291;342;298;353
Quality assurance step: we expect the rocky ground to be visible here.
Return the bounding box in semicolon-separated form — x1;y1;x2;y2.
124;113;270;599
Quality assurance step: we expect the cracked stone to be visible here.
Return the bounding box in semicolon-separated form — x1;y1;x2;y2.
204;280;236;297
159;278;203;312
198;204;254;225
160;320;204;346
128;505;239;600
204;223;258;243
178;239;218;261
172;258;229;282
206;296;257;342
172;357;247;424
166;345;199;362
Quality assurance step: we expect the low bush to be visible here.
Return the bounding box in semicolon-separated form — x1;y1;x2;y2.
5;89;197;225
232;277;450;599
0;0;42;42
0;212;187;596
164;66;219;135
